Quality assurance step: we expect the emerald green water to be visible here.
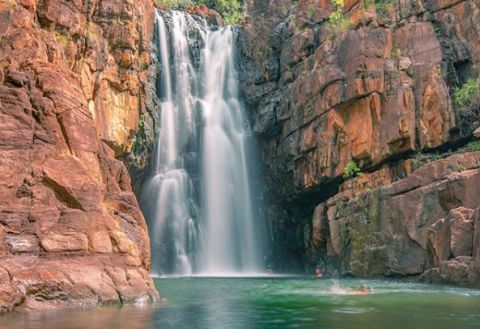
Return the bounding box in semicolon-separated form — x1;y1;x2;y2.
2;278;480;329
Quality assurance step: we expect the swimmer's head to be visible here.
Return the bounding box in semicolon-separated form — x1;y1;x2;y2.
356;285;371;293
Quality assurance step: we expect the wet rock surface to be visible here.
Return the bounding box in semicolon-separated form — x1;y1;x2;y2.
239;0;480;285
0;0;158;312
309;152;480;286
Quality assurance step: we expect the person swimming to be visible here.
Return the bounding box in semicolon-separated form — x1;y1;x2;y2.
315;268;323;279
353;284;371;295
330;283;372;295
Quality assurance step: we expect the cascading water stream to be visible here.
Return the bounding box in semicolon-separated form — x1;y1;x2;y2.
140;10;262;276
200;29;260;274
140;11;204;276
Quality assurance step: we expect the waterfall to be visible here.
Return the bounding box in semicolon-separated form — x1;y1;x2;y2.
140;10;262;276
200;29;261;274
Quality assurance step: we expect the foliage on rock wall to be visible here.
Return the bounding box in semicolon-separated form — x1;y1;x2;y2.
455;79;479;107
454;79;480;134
459;140;480;152
197;0;245;24
371;0;395;14
328;0;351;34
155;0;245;24
342;161;363;180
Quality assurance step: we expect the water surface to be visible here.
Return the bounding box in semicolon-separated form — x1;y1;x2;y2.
2;278;480;329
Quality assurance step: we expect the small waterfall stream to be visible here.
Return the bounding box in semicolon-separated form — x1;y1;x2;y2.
141;10;262;276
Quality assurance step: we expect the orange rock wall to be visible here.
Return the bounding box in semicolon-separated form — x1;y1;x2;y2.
0;0;158;312
240;0;480;283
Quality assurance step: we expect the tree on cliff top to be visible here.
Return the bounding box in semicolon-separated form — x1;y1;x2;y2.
156;0;246;25
196;0;245;24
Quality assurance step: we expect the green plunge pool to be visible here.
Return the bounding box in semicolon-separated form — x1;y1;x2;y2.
2;278;480;329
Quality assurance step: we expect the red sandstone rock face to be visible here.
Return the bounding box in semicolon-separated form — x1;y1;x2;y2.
240;0;480;284
241;0;480;198
0;0;158;312
308;152;480;286
185;4;224;26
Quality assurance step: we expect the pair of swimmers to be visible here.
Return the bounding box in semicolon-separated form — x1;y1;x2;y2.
315;268;371;295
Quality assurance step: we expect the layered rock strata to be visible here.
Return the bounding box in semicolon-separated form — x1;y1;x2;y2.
240;0;480;285
0;0;158;312
310;151;480;286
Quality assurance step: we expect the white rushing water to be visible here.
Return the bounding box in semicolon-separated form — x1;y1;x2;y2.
200;28;260;274
141;10;262;276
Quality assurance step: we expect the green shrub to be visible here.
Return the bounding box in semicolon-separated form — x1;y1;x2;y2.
154;0;193;9
430;152;443;161
343;160;364;180
363;0;375;9
455;79;480;107
196;0;245;25
329;0;344;22
155;0;246;25
86;22;98;40
407;66;415;77
458;140;480;153
328;0;352;34
453;79;480;135
55;33;69;47
374;0;395;14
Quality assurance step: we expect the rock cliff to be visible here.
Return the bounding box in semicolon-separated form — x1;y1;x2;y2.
239;0;480;286
1;0;480;314
0;0;158;312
